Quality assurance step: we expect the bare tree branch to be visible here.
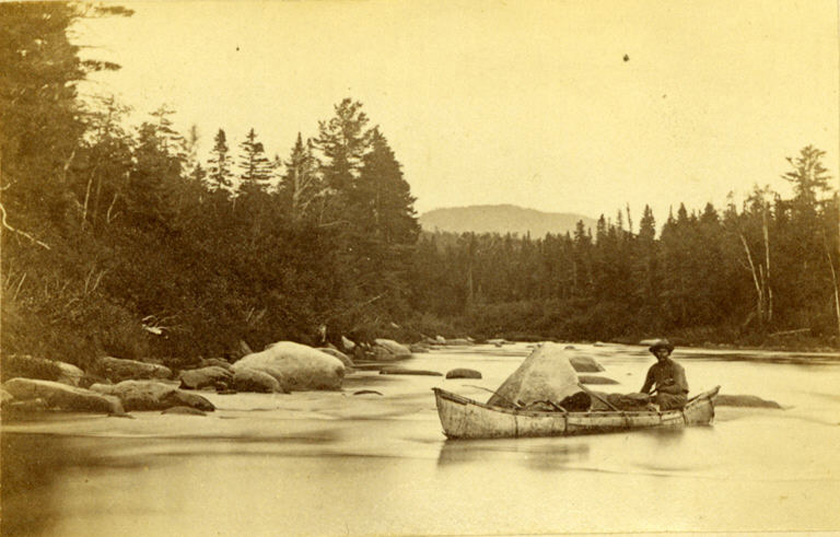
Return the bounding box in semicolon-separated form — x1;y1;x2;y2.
0;202;51;250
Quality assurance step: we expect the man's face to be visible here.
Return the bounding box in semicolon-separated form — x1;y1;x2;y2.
654;348;670;361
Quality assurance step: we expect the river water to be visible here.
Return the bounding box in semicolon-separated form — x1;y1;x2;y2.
2;343;839;536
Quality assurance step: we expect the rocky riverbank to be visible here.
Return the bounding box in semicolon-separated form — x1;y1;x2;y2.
0;335;483;419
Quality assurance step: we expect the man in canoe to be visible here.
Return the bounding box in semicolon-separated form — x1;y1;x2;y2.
641;339;689;410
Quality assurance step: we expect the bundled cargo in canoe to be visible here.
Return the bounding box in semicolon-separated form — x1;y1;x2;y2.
432;385;720;439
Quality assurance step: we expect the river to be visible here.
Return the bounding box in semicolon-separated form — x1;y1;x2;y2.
2;343;839;536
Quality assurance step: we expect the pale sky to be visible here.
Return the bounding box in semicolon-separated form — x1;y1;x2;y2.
75;0;840;227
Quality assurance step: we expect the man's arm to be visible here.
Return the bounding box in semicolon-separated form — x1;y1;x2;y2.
640;367;655;394
673;362;689;394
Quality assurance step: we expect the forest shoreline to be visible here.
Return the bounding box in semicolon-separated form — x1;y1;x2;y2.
2;4;838;373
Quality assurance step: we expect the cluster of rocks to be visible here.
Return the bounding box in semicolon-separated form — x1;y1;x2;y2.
0;354;217;417
0;340;372;418
406;335;481;353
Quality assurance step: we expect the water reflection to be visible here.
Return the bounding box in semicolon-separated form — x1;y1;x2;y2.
437;438;590;470
642;427;686;447
1;433;153;536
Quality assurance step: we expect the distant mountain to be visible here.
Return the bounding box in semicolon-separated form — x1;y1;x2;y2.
419;204;597;237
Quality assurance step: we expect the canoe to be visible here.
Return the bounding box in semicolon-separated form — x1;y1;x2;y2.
432;385;720;439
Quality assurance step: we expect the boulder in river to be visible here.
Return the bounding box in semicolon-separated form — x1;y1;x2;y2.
569;355;606;373
231;341;344;391
97;356;173;382
179;366;234;390
445;368;483;380
370;345;393;361
578;374;619;385
1;355;87;386
2;378;124;414
486;339;510;347
409;343;431;353
91;380;215;412
373;339;412;361
445;338;474;346
231;368;285;393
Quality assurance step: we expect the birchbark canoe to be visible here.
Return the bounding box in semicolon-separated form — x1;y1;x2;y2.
432;385;720;439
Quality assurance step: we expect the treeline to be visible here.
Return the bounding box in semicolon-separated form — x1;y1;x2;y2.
410;156;840;346
1;3;838;373
1;3;419;366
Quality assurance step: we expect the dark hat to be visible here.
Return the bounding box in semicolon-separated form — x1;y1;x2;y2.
648;339;674;354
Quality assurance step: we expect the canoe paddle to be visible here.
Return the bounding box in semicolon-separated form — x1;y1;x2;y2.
576;382;622;412
467;384;524;409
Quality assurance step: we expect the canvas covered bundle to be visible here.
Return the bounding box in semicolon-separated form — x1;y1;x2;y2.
487;342;591;411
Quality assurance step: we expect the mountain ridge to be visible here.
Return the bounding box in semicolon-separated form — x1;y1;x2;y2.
418;204;597;237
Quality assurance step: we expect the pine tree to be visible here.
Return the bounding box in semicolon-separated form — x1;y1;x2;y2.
779;146;837;335
237;128;273;197
149;105;187;162
631;205;659;325
572;220;594;297
314;98;374;223
783;145;831;206
206;128;234;196
356;128;420;244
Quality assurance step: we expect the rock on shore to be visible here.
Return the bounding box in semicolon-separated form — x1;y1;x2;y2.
231;341;345;391
1;355;87;386
178;366;234;390
372;339;412;361
231;368;285;393
3;378;124;414
97;356;174;382
91;380;215;412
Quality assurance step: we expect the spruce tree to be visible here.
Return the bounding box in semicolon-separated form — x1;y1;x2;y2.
314;98;374;224
356;128;420;244
206;128;235;196
238;128;273;197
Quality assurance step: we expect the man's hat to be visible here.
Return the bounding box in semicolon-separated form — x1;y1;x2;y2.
648;339;674;354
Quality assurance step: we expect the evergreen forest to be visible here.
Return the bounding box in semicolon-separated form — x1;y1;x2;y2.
2;3;838;371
